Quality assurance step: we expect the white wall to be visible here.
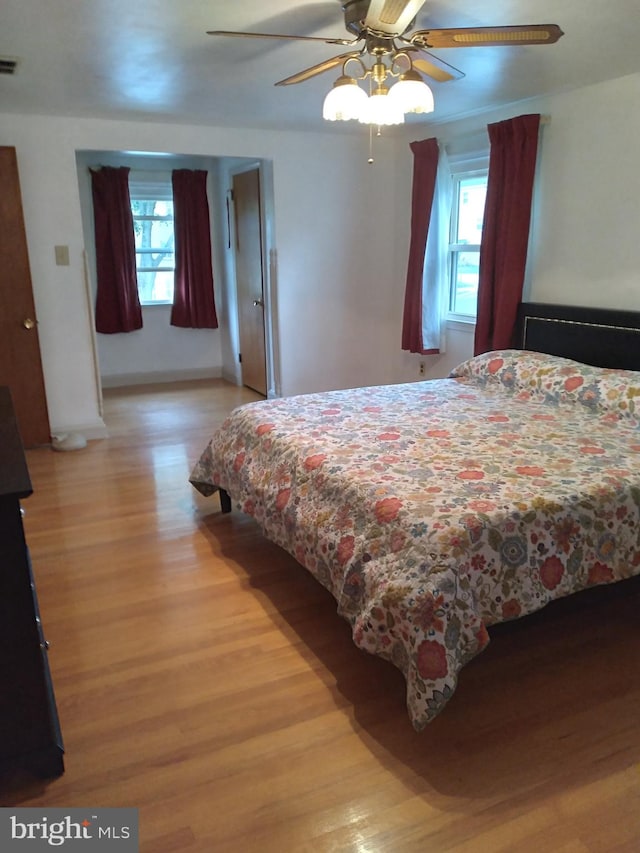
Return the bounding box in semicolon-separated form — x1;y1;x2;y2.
273;137;402;393
528;74;640;310
94;309;223;388
1;70;639;434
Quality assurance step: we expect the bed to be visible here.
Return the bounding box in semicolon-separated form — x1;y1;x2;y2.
190;303;640;730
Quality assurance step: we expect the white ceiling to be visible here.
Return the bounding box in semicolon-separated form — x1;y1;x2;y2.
2;0;640;133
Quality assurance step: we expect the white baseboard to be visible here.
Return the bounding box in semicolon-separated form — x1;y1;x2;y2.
100;367;222;389
221;366;241;386
49;419;109;440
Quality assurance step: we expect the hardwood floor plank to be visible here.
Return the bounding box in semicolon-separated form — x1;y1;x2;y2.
2;378;639;852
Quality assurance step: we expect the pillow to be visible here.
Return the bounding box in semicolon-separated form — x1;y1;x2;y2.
450;349;640;426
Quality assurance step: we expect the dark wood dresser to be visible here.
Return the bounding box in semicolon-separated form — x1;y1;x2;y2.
0;386;64;778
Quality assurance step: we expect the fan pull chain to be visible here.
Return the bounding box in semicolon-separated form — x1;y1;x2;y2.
367;124;383;164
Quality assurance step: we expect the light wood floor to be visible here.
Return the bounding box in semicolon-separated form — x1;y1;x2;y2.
3;379;640;852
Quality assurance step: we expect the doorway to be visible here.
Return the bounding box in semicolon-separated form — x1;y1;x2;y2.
76;151;278;400
232;166;268;396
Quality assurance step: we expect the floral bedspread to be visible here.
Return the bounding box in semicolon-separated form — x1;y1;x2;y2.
190;350;640;729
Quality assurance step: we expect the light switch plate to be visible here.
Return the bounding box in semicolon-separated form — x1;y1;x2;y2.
54;245;70;266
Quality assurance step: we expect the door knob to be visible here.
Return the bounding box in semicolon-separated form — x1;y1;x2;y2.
253;299;264;307
23;318;36;330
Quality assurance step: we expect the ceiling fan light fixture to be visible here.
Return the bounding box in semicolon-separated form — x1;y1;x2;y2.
388;69;434;114
322;75;367;121
358;84;405;126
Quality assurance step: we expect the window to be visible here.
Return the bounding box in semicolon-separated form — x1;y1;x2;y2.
129;174;175;305
448;171;488;319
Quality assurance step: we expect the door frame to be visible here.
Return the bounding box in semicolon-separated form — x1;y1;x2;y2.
228;160;279;398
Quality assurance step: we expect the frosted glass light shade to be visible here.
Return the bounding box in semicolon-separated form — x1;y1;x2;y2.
358;88;404;126
322;77;368;121
388;71;435;114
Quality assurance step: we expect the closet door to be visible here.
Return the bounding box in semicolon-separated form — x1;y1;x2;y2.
0;146;50;447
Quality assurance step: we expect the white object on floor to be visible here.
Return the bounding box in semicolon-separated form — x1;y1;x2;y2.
51;433;87;452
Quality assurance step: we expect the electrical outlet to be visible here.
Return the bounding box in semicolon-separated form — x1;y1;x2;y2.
419;362;425;376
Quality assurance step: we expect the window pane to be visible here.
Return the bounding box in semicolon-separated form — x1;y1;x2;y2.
133;215;174;254
456;177;486;244
130;197;175;305
136;250;175;271
450;250;479;316
131;199;173;218
448;170;488;320
136;270;174;304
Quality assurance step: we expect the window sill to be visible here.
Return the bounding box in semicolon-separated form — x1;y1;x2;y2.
447;316;476;332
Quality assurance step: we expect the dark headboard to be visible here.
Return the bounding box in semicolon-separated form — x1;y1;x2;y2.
516;302;640;371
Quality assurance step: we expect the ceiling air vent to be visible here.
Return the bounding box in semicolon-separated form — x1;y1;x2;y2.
0;57;19;75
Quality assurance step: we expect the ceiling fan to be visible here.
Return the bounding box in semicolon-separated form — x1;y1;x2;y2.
208;1;563;124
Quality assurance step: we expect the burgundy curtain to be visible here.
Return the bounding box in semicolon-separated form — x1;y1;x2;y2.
90;166;142;334
401;138;439;354
170;170;218;329
474;114;541;355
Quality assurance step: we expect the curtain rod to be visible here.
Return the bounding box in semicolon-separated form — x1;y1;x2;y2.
439;114;551;145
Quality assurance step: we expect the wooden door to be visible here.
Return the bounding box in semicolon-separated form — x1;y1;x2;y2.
0;147;50;447
233;168;267;396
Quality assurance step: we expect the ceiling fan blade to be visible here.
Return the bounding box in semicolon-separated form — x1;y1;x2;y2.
275;51;362;86
410;24;564;49
364;0;429;37
404;47;465;82
207;30;355;46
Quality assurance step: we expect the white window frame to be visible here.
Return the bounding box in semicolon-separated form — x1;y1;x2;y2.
129;172;175;306
446;153;489;325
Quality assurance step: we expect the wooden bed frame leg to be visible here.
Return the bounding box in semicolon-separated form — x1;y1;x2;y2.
219;488;232;514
